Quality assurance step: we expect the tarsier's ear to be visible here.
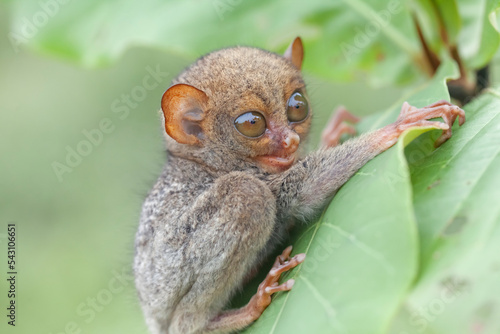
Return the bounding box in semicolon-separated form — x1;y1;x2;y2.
284;37;304;70
161;84;209;146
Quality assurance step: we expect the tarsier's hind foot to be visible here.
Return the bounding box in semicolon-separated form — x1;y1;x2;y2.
321;106;360;147
396;100;465;147
206;246;305;333
248;246;305;316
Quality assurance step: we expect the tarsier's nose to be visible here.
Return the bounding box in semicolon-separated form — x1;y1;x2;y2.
282;132;300;154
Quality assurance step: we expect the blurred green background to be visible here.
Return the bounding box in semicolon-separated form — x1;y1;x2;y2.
1;1;499;333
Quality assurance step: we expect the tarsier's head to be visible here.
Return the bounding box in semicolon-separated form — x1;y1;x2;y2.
161;37;310;174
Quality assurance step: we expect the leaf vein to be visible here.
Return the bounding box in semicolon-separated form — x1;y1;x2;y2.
322;223;395;275
301;276;347;333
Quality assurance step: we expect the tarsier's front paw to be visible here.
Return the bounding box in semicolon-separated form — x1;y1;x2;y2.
247;246;305;319
321;106;360;147
395;100;465;147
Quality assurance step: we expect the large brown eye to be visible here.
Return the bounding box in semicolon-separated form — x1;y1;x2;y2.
287;91;309;122
234;111;266;138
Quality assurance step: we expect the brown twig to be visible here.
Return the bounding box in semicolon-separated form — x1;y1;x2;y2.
412;13;441;74
413;1;481;104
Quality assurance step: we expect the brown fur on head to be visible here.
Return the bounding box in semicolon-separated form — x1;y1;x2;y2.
161;37;311;174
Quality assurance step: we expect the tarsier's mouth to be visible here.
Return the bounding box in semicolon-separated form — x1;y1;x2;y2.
254;154;296;170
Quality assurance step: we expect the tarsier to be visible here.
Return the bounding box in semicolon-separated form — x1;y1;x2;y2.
134;37;465;334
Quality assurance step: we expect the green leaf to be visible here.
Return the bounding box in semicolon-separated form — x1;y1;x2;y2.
389;88;500;334
408;88;500;261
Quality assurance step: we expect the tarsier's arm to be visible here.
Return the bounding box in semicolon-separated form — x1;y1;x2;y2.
270;100;465;221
